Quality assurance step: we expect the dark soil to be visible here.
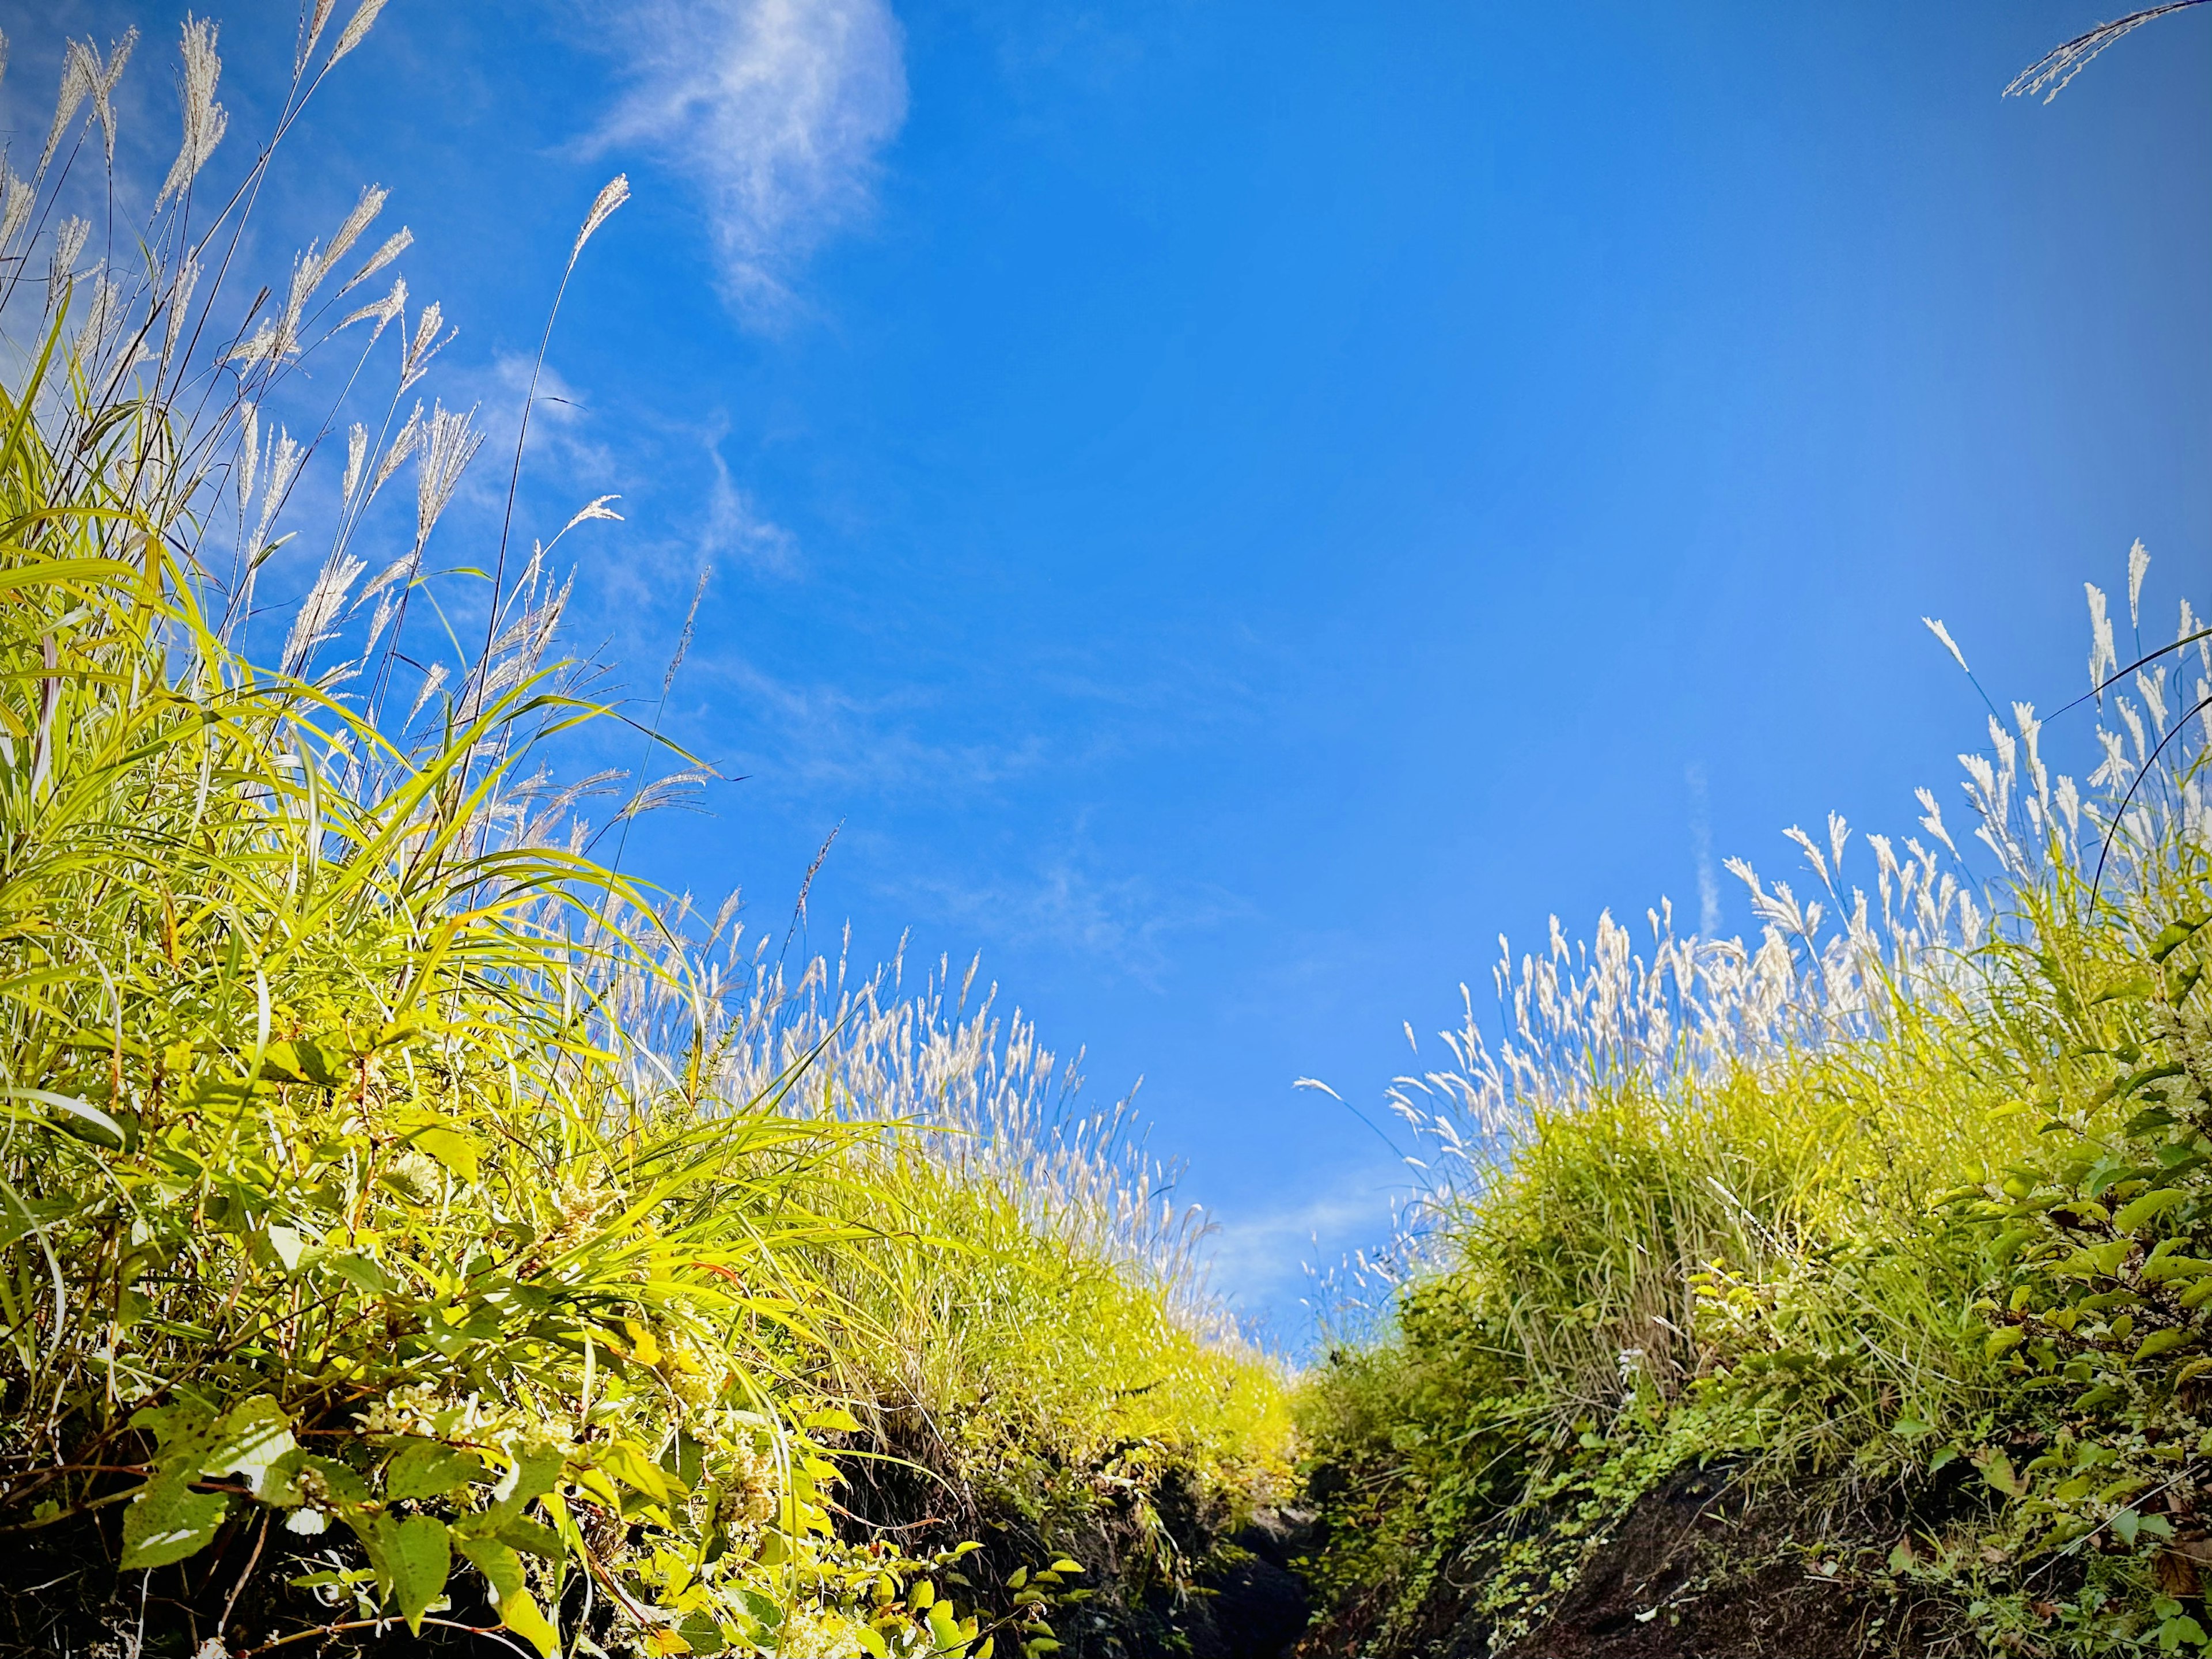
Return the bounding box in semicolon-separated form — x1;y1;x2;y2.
1493;1468;1950;1659
1297;1465;1982;1659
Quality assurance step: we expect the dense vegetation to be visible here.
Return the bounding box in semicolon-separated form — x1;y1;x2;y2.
6;9;2206;1659
1293;571;2212;1656
0;15;1287;1657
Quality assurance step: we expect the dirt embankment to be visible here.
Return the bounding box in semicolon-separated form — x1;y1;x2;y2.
1292;1465;2005;1659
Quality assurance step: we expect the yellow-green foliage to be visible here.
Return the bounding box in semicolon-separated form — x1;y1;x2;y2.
1298;576;2212;1654
829;1154;1291;1556
0;19;1286;1657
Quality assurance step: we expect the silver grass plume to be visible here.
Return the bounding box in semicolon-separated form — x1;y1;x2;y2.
555;494;623;541
340;274;406;343
400;301;453;390
228;317;280;368
342;228;411;295
407;660;448;725
2086;582;2118;695
357;586;400;661
327;0;389;70
280;552;365;677
273;185;387;358
298;0;340;74
2128;537;2151;628
2005;1;2207;103
414;402;483;554
237;403;259;519
158;256;202;374
665;562;712;695
1915;787;1959;857
0;29;8;86
342;423;368;506
357;553;414;609
38;43;96;179
157;18;227;208
1922;616;1970;675
370;401;424;501
572;175;631;267
77;270;136;400
0;168;31;253
249;426;303;558
93;31;136;168
46;218;90;313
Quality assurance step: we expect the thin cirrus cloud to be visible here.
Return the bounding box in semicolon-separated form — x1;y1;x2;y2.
591;0;909;319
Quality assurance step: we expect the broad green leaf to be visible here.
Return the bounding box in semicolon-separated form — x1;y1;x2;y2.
480;1444;563;1525
2137;1328;2194;1362
1976;1449;2024;1498
259;1039;344;1088
204;1397;298;1500
2115;1187;2189;1233
496;1516;565;1560
597;1438;674;1503
266;1225;308;1272
120;1474;229;1569
2150;915;2208;961
385;1437;484;1502
324;1252;390;1295
927;1601;961;1653
380;1514;452;1634
457;1536;559;1658
0;1086;125;1147
403;1117;481;1183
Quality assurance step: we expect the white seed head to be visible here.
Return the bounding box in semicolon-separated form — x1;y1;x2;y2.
157;17;228;208
0;168;31;252
571;175;630;266
2085;582;2117;694
281;551;366;677
2127;538;2150;628
400;301;452;390
250;427;302;555
1921;616;1969;676
159;255;202;371
342;423;369;506
76;30;138;173
300;0;340;71
47;217;91;311
371;402;424;501
414;402;484;552
327;0;389;70
342;227;411;296
39;42;96;179
340;274;407;343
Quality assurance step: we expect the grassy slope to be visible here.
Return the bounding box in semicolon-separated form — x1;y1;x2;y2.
0;21;1287;1657
1294;614;2212;1656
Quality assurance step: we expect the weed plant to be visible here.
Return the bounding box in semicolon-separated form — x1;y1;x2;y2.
0;14;1285;1658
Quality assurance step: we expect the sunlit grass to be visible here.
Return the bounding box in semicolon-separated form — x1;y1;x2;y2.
0;15;1286;1657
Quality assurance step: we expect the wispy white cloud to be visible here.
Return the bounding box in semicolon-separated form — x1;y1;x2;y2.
1203;1183;1400;1319
701;441;800;574
906;855;1249;990
1687;762;1721;937
591;0;908;320
710;656;1050;796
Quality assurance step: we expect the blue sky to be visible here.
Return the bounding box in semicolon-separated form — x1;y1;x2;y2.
10;0;2211;1338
